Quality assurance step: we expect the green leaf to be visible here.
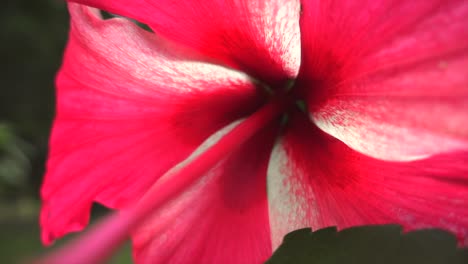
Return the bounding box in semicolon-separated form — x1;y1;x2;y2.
266;225;468;264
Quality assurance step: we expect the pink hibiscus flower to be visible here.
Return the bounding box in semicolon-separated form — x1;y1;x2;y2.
40;1;468;263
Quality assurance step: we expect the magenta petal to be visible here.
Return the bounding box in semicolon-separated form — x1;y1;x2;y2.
267;114;468;248
131;122;278;264
70;0;301;84
40;4;263;245
299;0;468;160
299;0;467;81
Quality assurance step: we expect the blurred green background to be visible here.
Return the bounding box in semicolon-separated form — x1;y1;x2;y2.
0;1;131;262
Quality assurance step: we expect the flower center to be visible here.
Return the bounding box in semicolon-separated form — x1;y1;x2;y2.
258;78;308;130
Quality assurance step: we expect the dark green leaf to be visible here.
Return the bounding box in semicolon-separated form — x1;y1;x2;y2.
266;225;468;264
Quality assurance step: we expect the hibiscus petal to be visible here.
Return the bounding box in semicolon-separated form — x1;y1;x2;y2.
41;3;263;245
131;121;278;264
299;0;468;161
267;113;468;249
69;0;301;85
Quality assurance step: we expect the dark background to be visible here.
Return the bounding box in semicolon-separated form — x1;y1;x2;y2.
1;0;64;199
0;1;131;262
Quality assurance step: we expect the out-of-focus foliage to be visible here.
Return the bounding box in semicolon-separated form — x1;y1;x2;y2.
0;123;33;193
1;0;68;198
0;1;71;262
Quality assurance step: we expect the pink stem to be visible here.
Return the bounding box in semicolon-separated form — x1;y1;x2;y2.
34;95;290;264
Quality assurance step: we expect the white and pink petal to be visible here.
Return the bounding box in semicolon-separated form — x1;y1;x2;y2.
299;0;468;160
131;121;278;264
41;4;263;245
70;0;302;85
267;114;468;249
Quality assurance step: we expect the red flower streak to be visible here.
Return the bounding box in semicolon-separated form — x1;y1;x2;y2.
39;1;468;263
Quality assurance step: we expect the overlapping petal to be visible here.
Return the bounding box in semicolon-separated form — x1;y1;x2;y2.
299;0;468;161
42;1;468;262
132;121;278;264
267;113;468;248
70;0;302;85
40;3;264;245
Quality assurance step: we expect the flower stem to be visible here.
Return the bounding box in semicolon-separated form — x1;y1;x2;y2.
34;95;291;264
